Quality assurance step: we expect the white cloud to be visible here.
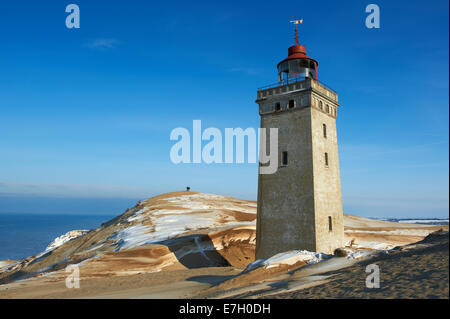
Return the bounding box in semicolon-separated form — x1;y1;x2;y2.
85;38;120;49
228;67;263;76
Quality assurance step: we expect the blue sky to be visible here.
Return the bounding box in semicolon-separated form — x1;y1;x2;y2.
0;0;448;218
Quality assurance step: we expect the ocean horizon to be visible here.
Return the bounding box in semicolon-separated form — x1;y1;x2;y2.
0;213;116;261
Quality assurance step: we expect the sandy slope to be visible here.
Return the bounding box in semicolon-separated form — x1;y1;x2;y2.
0;191;447;299
268;231;449;299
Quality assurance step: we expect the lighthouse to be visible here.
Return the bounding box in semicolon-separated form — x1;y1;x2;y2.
255;20;344;259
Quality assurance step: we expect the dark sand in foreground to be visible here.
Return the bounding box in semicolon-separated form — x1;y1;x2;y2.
269;232;449;299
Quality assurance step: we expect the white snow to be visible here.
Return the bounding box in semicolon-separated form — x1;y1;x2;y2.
264;250;331;268
127;208;149;222
165;194;257;214
116;211;253;251
345;249;374;259
245;250;331;272
397;219;449;224
345;228;433;236
0;260;20;273
116;193;256;251
45;230;89;252
242;248;381;274
347;239;394;250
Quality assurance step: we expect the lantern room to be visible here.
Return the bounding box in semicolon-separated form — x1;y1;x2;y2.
277;19;318;82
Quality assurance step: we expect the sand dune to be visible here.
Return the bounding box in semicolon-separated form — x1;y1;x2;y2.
0;191;447;298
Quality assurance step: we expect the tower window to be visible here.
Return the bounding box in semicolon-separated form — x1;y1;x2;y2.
275;102;281;111
288;100;295;109
328;216;333;231
319;101;323;110
324;152;329;166
326;104;330;113
282;151;288;166
323;124;327;138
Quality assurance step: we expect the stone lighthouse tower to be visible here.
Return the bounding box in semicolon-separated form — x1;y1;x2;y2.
255;20;344;259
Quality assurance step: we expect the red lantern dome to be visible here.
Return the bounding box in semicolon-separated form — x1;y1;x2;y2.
277;20;318;82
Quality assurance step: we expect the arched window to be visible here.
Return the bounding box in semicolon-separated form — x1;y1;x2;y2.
275;102;281;111
323;124;327;138
326;104;330;113
319;101;323;110
288;100;295;109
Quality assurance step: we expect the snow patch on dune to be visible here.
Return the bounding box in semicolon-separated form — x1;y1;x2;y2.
397;219;449;225
345;229;433;236
245;250;331;272
116;211;254;251
263;250;330;268
45;230;89;252
352;241;394;250
0;260;19;273
116;193;257;251
166;194;257;214
242;248;376;273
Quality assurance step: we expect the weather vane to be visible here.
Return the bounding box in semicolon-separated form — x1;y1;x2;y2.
290;17;303;44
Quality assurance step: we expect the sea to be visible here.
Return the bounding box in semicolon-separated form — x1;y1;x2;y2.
0;195;142;261
0;213;116;261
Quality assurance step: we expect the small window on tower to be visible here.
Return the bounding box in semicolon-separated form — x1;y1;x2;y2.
326;104;330;113
319;101;323;110
275;102;281;111
282;151;288;166
288;100;295;108
325;152;329;166
328;216;333;231
323;124;327;138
